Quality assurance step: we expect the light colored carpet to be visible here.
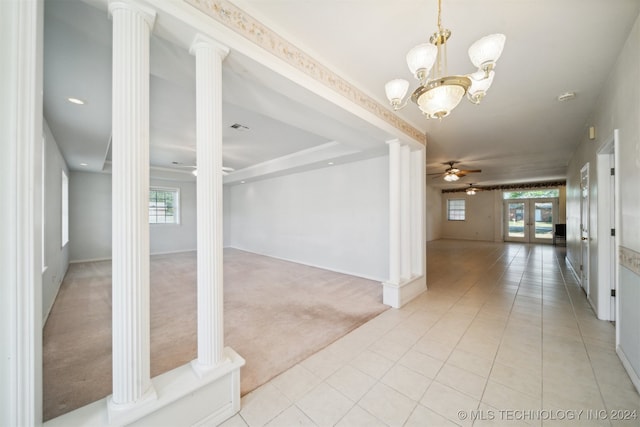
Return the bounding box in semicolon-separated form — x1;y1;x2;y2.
43;248;387;420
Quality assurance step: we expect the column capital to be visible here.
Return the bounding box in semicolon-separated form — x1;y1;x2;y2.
190;34;230;60
386;138;402;147
109;1;157;30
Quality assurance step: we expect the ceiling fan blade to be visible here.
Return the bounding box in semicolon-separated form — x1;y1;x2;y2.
427;172;445;176
457;169;482;176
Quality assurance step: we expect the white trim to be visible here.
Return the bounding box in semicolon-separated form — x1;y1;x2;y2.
616;345;640;394
0;0;44;425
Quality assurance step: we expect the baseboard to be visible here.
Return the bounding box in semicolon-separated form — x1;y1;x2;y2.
226;246;386;282
616;345;640;394
382;275;427;308
566;256;581;283
70;249;197;264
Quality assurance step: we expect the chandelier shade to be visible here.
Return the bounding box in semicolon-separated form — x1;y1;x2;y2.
384;79;410;108
406;43;438;80
413;76;471;119
384;0;505;119
468;34;506;72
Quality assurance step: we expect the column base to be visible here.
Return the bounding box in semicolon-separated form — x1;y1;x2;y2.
45;347;245;427
382;275;426;308
107;386;158;424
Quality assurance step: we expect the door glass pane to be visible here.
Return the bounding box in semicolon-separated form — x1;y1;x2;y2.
534;202;553;239
508;202;525;238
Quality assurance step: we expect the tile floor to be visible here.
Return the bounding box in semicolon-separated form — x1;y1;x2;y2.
218;240;640;426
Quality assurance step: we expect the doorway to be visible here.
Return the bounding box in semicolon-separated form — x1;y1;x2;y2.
504;198;557;243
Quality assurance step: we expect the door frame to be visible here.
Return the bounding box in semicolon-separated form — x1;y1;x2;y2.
580;163;590;297
504;198;557;243
596;131;619;322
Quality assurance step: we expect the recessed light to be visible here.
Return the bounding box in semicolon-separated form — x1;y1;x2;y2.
241;181;246;184
80;162;88;167
67;97;85;105
328;162;334;165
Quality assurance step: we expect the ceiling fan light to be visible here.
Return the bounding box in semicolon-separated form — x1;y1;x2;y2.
406;43;437;80
444;173;459;182
468;33;506;71
385;79;410;106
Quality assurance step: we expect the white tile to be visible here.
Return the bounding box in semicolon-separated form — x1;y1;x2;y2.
447;348;493;378
296;382;353;426
381;363;431;401
265;405;316;427
335;405;387;427
435;363;487;400
404;404;460;427
270;364;322;402
482;380;541;412
420;381;480;427
216;414;248;427
326;365;376;402
240;383;292;427
489;362;541;398
358;382;417;426
300;347;347;380
398;349;444;379
349;349;394;379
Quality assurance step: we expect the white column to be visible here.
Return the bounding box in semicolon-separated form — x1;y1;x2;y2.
387;140;401;285
109;1;156;409
411;148;425;276
400;145;411;281
190;35;229;374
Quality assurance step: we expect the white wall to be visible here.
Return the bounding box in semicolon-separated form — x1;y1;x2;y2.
425;185;442;241
42;120;70;322
69;171;112;262
439;187;566;243
441;190;496;241
69;172;197;262
149;178;197;254
227;156;389;281
566;11;640;389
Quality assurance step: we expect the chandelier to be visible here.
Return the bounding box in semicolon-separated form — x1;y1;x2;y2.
384;0;506;119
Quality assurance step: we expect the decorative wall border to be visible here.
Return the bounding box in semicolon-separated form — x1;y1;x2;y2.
620;246;640;276
441;180;566;193
184;0;426;145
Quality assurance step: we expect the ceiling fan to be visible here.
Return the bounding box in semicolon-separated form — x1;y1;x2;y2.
171;161;235;176
428;161;481;182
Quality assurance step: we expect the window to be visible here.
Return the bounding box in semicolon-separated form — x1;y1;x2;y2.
61;170;69;246
149;188;180;224
447;199;465;221
503;189;560;199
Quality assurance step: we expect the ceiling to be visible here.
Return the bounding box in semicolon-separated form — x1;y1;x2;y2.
44;0;640;189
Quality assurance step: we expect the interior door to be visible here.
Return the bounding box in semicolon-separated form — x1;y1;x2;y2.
580;163;590;295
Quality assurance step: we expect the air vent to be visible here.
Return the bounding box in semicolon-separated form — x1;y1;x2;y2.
230;123;250;131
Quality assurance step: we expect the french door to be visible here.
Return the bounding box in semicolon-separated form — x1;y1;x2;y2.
504;199;557;243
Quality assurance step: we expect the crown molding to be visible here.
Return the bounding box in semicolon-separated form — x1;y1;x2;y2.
184;0;425;145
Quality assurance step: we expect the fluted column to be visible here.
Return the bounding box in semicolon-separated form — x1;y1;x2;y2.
384;139;426;308
400;144;411;281
387;140;401;285
190;35;229;374
109;1;156;409
411;148;425;277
